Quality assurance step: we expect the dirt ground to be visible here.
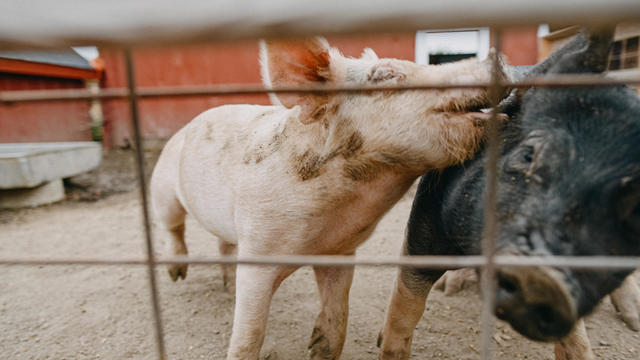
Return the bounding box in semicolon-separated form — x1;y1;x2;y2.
0;150;638;360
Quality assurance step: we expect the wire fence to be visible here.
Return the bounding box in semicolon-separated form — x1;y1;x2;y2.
2;17;640;360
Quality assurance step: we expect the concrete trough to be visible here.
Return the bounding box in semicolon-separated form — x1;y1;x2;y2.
0;142;101;208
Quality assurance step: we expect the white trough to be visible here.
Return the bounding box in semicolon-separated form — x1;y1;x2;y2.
0;142;101;208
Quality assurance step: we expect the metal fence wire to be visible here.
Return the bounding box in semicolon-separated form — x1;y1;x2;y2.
1;7;640;360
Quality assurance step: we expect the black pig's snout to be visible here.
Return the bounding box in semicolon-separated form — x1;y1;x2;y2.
494;266;577;342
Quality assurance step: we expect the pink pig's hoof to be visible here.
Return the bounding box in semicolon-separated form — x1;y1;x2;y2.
168;264;188;281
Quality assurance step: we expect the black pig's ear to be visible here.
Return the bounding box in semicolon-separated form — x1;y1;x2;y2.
549;26;615;75
618;176;640;235
519;26;614;78
580;26;616;73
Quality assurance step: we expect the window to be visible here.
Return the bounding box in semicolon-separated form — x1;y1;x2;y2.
415;28;490;65
609;36;640;70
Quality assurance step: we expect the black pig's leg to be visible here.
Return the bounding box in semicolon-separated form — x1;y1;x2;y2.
378;265;443;360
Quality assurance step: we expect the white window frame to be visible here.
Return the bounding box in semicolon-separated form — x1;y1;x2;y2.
415;28;490;65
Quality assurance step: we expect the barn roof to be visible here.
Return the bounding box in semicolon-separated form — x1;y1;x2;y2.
0;48;101;80
0;49;93;70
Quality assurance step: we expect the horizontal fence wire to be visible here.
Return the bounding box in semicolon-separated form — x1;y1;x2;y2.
0;255;638;269
1;74;640;104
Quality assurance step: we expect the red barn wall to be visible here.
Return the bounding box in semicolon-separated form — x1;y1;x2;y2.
0;73;91;142
501;26;539;66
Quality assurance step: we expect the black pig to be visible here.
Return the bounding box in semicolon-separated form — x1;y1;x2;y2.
378;28;640;360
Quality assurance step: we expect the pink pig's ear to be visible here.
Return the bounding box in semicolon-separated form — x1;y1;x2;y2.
260;37;335;124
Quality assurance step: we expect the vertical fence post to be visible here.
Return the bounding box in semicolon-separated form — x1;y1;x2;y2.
86;79;104;142
479;27;504;360
124;48;167;360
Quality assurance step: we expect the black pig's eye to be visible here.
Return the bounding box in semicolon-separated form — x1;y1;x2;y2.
506;145;534;173
521;146;534;164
